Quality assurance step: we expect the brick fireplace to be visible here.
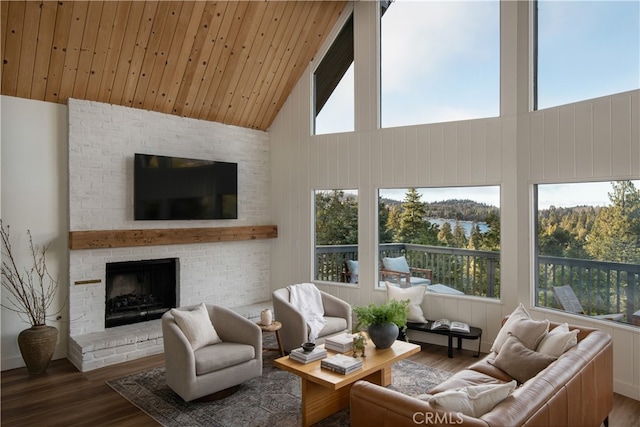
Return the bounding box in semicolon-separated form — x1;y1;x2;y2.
67;99;273;372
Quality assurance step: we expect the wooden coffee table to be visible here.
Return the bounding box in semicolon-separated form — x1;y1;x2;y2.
273;337;420;426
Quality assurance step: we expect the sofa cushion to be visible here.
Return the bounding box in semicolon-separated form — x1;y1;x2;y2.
171;303;222;351
429;369;507;394
386;282;427;322
490;334;557;383
194;342;255;375
536;323;579;357
423;380;517;417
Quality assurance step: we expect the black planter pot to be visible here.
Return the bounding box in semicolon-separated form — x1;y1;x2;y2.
367;323;399;349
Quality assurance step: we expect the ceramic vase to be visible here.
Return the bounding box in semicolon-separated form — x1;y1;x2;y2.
260;309;273;326
17;325;58;375
367;323;399;349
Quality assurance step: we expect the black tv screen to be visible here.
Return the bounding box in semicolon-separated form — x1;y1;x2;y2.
134;154;238;220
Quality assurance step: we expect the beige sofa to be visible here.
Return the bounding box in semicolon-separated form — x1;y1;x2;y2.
351;322;613;427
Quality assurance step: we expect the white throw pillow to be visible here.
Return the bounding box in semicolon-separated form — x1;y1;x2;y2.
490;303;532;353
170;303;222;351
536;323;580;357
426;380;517;417
386;282;427;323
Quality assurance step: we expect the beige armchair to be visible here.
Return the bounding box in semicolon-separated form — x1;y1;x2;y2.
272;287;352;353
161;303;262;401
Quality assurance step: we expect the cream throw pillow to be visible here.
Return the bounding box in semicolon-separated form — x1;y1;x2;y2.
508;318;549;350
171;303;222;351
490;303;532;353
536;323;580;357
425;380;517;417
386;282;427;323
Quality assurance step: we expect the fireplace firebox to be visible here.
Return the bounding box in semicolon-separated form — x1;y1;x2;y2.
105;258;178;328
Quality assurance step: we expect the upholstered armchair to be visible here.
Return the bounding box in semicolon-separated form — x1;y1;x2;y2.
161;303;262;401
272;287;352;353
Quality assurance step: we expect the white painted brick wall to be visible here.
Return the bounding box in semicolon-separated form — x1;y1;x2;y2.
67;99;272;369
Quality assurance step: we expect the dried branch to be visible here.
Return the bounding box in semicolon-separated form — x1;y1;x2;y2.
0;220;60;326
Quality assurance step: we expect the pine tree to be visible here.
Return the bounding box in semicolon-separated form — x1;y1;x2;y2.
395;188;439;244
585;181;640;263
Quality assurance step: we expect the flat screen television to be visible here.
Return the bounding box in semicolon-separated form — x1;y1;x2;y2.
134;153;238;220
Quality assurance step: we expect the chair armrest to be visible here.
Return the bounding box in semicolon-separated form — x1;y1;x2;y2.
380;268;411;286
210;305;262;353
409;267;432;280
272;289;308;352
321;291;353;331
161;312;197;379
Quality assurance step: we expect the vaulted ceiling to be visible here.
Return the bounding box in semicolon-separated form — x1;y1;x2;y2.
1;1;347;131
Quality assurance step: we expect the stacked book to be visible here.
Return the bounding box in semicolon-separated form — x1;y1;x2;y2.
320;353;363;375
289;346;327;364
324;333;355;353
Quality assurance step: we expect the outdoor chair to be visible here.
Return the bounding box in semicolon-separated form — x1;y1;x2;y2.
380;255;432;288
552;285;624;322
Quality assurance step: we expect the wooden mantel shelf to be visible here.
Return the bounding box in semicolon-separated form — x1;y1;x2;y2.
69;225;278;250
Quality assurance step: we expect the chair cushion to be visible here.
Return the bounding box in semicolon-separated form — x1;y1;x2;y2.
318;316;348;338
194;342;256;376
171;303;222;351
382;256;410;273
347;260;359;283
409;276;431;286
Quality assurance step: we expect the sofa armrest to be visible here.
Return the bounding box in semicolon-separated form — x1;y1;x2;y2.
161;311;197;383
350;381;488;427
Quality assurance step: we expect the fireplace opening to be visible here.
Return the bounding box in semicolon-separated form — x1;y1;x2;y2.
105;258;178;328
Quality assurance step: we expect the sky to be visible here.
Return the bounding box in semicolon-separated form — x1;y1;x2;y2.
379;180;640;210
316;0;640;210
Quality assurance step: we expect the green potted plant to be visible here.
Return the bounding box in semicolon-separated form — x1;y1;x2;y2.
1;220;61;374
353;299;409;349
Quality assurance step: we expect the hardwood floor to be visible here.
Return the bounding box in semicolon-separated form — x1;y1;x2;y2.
2;345;639;426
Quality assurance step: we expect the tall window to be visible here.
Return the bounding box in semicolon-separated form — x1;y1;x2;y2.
378;186;500;298
380;0;499;128
313;15;354;135
314;190;358;283
536;0;640;109
535;181;640;327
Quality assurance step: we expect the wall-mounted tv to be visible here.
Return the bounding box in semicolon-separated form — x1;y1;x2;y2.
134;153;238;220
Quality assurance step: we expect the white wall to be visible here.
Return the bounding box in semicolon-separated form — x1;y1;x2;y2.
268;1;640;399
1;96;69;370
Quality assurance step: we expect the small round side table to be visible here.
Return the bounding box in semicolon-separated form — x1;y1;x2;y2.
258;320;285;357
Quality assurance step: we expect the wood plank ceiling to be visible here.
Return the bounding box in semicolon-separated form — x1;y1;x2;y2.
1;1;346;131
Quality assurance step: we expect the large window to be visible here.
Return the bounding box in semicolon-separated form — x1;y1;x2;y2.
536;0;640;109
380;0;499;128
313;14;354;135
314;190;358;283
378;186;500;298
535;181;640;327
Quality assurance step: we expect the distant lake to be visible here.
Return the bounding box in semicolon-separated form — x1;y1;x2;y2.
427;218;490;238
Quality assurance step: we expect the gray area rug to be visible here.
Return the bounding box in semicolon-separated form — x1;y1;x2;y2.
107;338;452;427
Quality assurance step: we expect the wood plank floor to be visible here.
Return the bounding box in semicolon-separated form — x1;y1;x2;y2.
2;344;639;426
